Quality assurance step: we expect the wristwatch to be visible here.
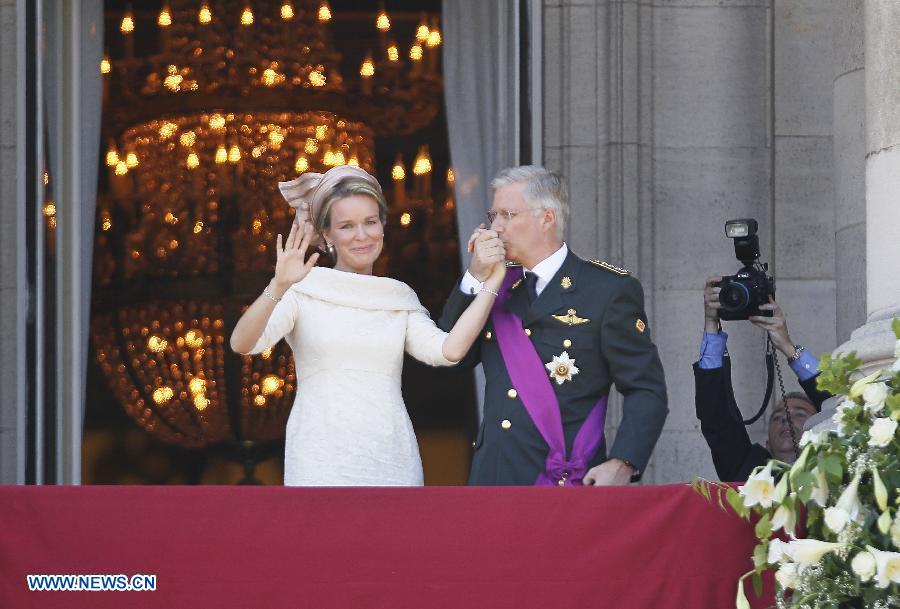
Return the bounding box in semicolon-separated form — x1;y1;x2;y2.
788;345;805;362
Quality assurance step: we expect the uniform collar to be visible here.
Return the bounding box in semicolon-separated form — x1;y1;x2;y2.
524;243;568;295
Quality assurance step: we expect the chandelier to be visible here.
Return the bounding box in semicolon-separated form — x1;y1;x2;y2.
90;0;444;469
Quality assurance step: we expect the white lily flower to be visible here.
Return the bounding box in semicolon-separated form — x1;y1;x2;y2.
863;382;890;413
891;512;900;550
771;503;796;538
810;466;830;508
823;470;863;534
831;399;855;435
850;370;883;399
775;562;800;590
865;545;900;589
739;462;776;508
799;429;824;447
768;538;790;564
851;550;877;582
785;539;846;571
868;417;898;448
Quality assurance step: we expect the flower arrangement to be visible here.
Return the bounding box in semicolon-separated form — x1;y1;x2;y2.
695;319;900;609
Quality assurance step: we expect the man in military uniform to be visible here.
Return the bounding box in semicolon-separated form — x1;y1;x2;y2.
439;166;668;485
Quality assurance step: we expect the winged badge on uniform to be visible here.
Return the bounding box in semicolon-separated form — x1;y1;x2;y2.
552;308;590;326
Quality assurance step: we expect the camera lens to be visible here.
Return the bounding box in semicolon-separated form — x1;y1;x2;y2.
719;281;750;311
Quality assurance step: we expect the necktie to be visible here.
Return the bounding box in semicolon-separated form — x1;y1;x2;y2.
523;271;539;304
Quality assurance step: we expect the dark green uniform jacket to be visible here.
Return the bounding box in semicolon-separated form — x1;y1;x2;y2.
439;250;668;485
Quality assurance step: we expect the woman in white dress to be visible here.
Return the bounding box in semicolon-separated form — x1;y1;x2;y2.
230;165;505;486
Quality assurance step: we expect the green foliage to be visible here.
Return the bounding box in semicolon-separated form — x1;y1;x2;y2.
696;320;900;608
815;351;862;396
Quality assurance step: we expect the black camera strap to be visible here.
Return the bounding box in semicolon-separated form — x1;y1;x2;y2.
742;349;774;426
742;335;800;458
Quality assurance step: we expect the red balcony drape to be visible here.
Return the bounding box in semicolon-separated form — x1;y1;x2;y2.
0;484;772;608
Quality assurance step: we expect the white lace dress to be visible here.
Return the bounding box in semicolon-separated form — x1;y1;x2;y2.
249;267;454;486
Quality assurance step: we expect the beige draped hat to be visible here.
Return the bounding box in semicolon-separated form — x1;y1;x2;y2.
278;165;382;248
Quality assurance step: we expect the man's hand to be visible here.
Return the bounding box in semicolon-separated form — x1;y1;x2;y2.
467;224;504;282
582;459;634;486
703;276;723;333
749;297;796;358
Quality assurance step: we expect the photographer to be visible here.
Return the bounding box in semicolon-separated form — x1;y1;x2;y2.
694;276;832;481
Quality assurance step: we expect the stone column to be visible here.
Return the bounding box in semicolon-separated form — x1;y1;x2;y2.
832;0;900;370
0;0;23;484
832;0;866;344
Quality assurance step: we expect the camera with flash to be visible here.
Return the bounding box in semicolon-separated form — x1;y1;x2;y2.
716;219;775;321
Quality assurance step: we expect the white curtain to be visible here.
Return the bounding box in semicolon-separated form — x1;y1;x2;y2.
442;0;522;416
43;0;103;483
442;0;520;254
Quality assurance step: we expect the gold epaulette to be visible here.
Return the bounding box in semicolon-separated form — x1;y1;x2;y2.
590;259;630;276
505;261;522;267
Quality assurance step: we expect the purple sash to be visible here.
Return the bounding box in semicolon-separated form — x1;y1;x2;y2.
491;268;608;486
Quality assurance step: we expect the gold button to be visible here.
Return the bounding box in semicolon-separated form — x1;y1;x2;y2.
485;331;492;340
524;329;532;336
507;388;518;399
558;479;566;487
501;419;512;430
563;339;572;348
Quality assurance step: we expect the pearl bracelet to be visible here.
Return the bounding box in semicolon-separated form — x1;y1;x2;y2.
263;286;282;303
478;286;499;297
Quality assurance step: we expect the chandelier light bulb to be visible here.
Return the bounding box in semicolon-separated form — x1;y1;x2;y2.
209;113;226;130
120;12;135;35
261;375;283;395
400;212;412;227
125;152;139;169
198;3;212;25
114;161;128;176
281;2;295;20
410;43;423;62
228;145;241;163
413;147;432;175
360;55;375;78
426;28;442;48
387;43;399;62
158;6;172;27
416;23;430;42
148;335;168;352
100;57;111;74
392;159;406;181
186;152;200;169
376;11;390;32
159;121;178;139
318;2;332;22
189;377;206;395
106;148;119;167
309;69;326;87
295;156;309;173
152;386;174;405
215;146;228;164
241;6;254;26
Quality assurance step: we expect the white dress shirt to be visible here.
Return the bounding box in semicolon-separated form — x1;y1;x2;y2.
460;243;569;296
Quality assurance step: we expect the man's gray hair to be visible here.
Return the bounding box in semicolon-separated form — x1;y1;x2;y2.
491;165;568;241
774;391;815;413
